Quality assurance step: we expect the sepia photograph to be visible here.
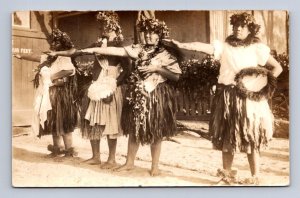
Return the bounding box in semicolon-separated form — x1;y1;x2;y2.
12;10;289;187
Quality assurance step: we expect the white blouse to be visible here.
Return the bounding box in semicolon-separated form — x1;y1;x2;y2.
213;40;270;85
40;55;75;76
124;44;181;93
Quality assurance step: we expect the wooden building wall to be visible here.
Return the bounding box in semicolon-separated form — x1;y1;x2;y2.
12;10;288;125
12;11;52;126
57;11;210;120
57;11;209;51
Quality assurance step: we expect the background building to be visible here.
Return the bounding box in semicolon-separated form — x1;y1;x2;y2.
12;10;289;126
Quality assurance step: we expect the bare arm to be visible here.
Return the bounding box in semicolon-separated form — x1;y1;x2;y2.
51;70;74;81
13;53;41;62
81;47;129;57
162;39;214;55
156;67;180;81
47;48;77;57
138;65;180;82
266;56;283;77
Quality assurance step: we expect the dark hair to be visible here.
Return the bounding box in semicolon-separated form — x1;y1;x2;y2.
230;12;260;36
51;28;74;51
137;18;170;39
96;11;124;43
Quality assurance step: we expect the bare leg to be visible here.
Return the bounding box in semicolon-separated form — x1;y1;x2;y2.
114;134;139;172
84;140;101;164
62;132;78;157
247;149;260;177
46;135;64;157
222;151;234;170
101;138;118;169
62;133;73;150
240;148;260;185
53;135;63;148
216;151;237;185
150;138;162;176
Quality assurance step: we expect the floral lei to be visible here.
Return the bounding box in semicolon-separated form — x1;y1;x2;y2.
225;34;261;47
126;44;165;137
235;67;277;101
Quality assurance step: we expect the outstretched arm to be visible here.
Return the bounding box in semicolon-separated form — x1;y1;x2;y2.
51;70;74;81
13;53;41;62
46;48;77;57
162;39;214;55
266;56;283;77
81;47;129;57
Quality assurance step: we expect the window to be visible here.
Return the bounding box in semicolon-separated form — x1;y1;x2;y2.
12;11;30;29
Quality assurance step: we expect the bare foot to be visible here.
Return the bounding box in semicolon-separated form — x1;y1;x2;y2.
149;167;161;176
83;157;101;165
240;176;259;185
113;164;135;172
216;178;231;186
100;161;118;169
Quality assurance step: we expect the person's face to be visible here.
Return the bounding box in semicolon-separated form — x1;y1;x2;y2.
50;39;62;51
102;30;117;42
144;31;160;46
233;24;250;40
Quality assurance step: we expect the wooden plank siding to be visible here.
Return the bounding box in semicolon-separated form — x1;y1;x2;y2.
12;35;49;126
12;11;51;126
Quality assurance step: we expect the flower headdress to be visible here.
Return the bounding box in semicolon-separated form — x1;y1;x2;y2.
230;12;260;36
51;28;74;51
137;18;170;39
96;11;123;42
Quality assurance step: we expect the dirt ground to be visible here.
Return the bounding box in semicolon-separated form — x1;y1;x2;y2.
12;121;289;187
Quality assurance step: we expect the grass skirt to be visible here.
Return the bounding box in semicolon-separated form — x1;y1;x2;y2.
122;82;178;145
38;76;78;137
210;84;273;153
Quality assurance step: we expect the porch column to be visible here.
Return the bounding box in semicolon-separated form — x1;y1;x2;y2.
209;11;226;42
